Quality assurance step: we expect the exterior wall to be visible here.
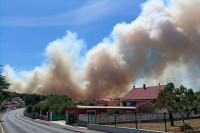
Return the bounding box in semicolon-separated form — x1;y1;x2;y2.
123;100;155;107
65;108;109;115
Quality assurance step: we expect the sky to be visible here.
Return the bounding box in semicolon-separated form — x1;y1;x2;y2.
1;0;200;99
0;0;146;71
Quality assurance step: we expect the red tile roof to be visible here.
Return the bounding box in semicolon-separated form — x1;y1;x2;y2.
107;101;119;106
123;85;166;100
97;103;107;106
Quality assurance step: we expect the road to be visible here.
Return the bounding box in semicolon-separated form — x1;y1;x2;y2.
0;109;77;133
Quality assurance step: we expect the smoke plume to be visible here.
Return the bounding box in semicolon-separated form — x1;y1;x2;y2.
4;0;200;100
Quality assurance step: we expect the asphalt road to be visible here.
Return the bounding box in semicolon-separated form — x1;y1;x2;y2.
0;109;77;133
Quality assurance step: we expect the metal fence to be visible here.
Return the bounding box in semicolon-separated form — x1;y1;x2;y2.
52;115;65;121
78;112;200;132
79;112;200;124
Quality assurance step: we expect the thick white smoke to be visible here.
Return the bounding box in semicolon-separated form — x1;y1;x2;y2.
4;0;200;100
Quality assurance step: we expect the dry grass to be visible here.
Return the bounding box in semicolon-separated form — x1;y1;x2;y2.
114;119;200;133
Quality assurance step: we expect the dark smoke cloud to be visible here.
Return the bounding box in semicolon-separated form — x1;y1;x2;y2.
4;0;200;100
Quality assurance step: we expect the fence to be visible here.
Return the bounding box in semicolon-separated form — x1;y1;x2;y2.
79;113;166;124
79;112;200;124
52;115;65;121
24;112;36;119
24;111;66;121
78;112;200;131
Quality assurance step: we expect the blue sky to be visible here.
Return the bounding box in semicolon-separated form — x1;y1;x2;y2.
0;0;146;71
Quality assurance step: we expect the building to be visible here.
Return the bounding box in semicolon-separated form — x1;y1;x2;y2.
1;97;25;110
65;105;136;125
122;84;166;107
96;98;121;106
12;97;20;102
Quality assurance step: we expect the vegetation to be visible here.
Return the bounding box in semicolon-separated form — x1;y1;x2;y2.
115;118;200;132
0;105;6;111
2;91;48;105
0;74;10;103
112;109;122;114
180;123;192;132
136;101;155;113
26;95;73;115
155;82;200;130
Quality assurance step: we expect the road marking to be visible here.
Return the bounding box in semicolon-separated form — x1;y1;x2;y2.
0;123;5;133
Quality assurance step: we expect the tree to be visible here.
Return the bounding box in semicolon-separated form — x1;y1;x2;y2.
32;103;42;114
156;83;198;125
26;105;33;113
0;73;10;111
194;91;200;113
136;101;155;113
1;105;6;111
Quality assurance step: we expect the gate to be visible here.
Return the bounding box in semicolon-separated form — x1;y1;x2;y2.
66;112;75;125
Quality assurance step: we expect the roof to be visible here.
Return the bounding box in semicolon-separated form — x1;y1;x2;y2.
107;101;119;106
39;99;47;104
96;103;107;106
123;85;166;100
76;105;135;110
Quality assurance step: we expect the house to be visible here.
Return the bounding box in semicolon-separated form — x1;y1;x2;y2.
12;97;25;108
65;105;136;125
12;97;20;102
66;105;135;115
122;84;166;107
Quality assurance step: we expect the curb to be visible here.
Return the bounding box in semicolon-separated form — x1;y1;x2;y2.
21;113;94;133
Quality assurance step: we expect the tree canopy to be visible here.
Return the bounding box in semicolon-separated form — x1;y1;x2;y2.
0;74;10;103
27;95;73;115
155;82;199;124
0;75;10;92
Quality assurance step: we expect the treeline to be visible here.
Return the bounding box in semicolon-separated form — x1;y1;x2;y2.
2;91;47;105
26;95;73;115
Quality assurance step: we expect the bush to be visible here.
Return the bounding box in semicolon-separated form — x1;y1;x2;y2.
112;109;122;114
136;102;155;113
26;105;33;113
32;103;41;113
180;123;192;132
1;105;6;111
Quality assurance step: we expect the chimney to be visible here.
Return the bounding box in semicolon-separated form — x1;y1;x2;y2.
143;84;146;89
133;86;135;89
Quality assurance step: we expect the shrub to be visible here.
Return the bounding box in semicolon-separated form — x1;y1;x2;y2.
1;105;6;111
26;105;33;113
136;102;155;113
32;103;41;113
112;109;122;114
180;123;192;132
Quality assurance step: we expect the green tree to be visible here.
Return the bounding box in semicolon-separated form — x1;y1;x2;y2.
156;83;198;125
32;103;42;113
57;103;72;115
26;105;33;113
194;91;200;113
1;105;6;111
41;104;49;114
46;95;73;115
0;73;10;111
0;75;10;91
